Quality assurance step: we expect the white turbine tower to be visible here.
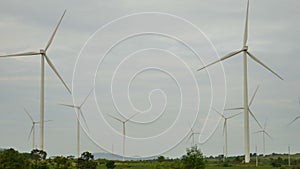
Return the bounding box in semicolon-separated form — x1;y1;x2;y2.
288;145;291;166
253;119;272;156
0;10;71;150
197;0;283;163
288;97;300;126
24;108;52;150
214;108;241;159
108;113;139;161
59;88;93;158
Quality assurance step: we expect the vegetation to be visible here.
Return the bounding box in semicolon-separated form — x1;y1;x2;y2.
105;160;116;169
182;146;205;169
77;151;97;169
0;148;300;169
0;148;30;169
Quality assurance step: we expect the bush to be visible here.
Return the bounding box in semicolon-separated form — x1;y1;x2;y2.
182;146;205;169
105;160;116;169
77;151;97;169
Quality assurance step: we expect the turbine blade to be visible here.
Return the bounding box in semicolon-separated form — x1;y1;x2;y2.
249;85;260;107
227;112;242;119
243;0;250;46
248;108;263;129
247;52;283;80
28;125;34;141
45;10;66;51
213;108;225;119
107;114;123;123
0;51;40;57
288;116;300;126
79;109;89;131
125;112;140;122
44;54;72;94
80;87;94;107
24;108;34;122
59;103;76;108
264;131;272;139
253;130;262;134
224;107;244;111
197;50;243;71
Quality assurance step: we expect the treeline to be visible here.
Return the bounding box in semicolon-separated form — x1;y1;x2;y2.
0;148;98;169
0;146;205;169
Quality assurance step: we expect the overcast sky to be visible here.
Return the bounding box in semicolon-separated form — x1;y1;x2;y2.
0;0;299;158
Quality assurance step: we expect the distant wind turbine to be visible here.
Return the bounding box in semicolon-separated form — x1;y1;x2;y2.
0;10;71;150
214;108;241;159
24;108;52;150
187;127;200;147
253;119;272;156
225;85;263;129
108;113;139;161
59;88;93;158
197;0;283;163
288;97;300;126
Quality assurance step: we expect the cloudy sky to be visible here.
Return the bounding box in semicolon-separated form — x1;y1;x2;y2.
0;0;299;158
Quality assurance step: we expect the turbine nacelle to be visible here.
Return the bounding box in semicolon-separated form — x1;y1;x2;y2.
242;46;248;51
40;49;46;54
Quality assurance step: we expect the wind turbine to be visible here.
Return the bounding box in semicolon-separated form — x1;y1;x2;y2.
24;108;52;150
187;127;200;147
59;88;93;158
197;0;283;163
214;108;241;159
288;97;300;125
0;10;71;150
108;113;139;161
253;119;272;156
225;85;263;129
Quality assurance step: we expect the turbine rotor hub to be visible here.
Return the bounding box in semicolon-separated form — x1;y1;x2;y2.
40;49;45;54
242;46;248;51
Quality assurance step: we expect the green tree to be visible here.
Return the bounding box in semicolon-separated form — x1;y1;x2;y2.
0;148;30;169
182;146;205;169
30;149;48;169
105;160;116;169
157;156;165;162
77;151;97;169
31;149;47;161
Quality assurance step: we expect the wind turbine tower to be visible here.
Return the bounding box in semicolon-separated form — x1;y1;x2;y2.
108;113;139;161
0;10;71;150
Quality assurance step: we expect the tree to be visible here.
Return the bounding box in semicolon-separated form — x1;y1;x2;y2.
80;151;94;161
105;161;116;169
157;155;165;162
30;149;48;169
31;149;47;161
0;148;30;169
182;146;205;169
77;151;97;169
